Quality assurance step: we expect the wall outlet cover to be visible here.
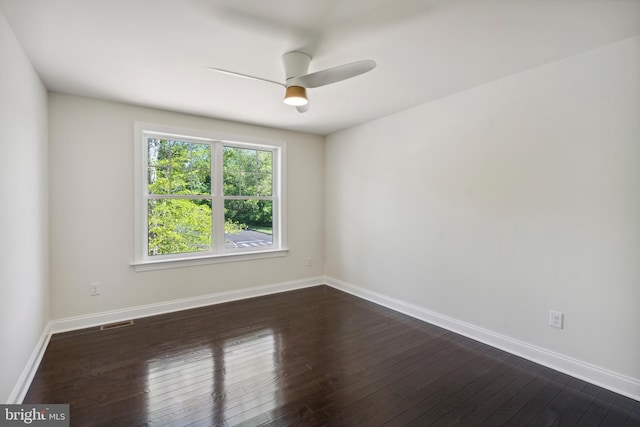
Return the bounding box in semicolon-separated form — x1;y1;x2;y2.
549;310;563;329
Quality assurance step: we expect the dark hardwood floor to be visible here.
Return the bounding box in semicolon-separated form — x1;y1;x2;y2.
25;286;640;426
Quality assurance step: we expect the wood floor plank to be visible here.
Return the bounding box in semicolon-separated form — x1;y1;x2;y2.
625;410;640;427
528;382;587;427
394;352;520;426
577;399;614;427
262;334;470;426
307;336;485;422
429;357;533;427
23;285;639;427
551;390;598;426
600;407;631;427
501;379;565;425
445;362;546;425
397;353;516;426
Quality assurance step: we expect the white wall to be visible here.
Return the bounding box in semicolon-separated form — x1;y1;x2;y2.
326;36;640;382
0;11;49;402
48;94;324;319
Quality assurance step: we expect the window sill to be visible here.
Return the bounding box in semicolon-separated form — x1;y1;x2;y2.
132;249;288;272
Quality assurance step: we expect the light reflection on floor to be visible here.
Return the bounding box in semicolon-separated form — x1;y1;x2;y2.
145;329;277;424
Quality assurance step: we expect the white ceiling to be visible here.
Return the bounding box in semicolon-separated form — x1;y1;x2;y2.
1;0;639;135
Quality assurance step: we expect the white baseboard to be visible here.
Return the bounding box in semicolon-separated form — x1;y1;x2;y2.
50;276;324;334
325;276;640;402
7;323;52;404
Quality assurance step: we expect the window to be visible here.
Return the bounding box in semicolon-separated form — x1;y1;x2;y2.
133;123;286;270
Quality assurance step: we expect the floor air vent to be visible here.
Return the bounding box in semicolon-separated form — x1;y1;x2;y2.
100;320;134;331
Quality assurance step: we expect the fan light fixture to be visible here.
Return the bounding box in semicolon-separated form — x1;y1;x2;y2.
283;86;308;106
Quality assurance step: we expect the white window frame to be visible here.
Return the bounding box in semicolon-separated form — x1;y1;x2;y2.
132;122;287;271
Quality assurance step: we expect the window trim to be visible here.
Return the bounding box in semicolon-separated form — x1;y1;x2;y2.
132;122;287;271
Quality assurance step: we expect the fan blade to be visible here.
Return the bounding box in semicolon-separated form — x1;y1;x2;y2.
207;67;284;87
296;103;310;113
288;60;376;88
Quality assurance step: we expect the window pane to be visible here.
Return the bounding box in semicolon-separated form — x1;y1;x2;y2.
256;172;272;197
148;199;212;256
147;138;163;167
257;151;273;196
223;146;272;196
223;171;240;196
224;200;273;249
148;139;211;195
168;141;191;194
257;151;273;197
190;144;211;195
241;171;256;196
223;146;240;195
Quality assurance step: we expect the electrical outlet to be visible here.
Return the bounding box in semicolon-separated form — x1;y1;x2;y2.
306;257;312;267
549;310;563;329
90;282;101;296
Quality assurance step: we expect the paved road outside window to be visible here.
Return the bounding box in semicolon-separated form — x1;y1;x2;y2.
225;229;273;248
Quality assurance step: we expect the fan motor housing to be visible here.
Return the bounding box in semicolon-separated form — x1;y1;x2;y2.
283;51;311;82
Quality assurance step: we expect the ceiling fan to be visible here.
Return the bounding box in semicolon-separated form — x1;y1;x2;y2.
208;51;376;113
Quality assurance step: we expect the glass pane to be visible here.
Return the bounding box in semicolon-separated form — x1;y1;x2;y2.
148;199;212;256
153;166;171;194
224;200;273;249
257;150;272;196
168;141;191;194
256;172;272;197
190;144;211;195
223;146;272;196
241;171;256;196
148;138;211;195
147;138;161;167
223;171;240;197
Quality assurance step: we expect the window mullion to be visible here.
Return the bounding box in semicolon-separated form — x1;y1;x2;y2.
147;194;211;200
213;142;225;253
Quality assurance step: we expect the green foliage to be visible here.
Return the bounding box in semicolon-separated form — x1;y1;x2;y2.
146;139;273;256
147;139;213;256
225;199;273;228
224;218;246;234
148;199;211;256
148;139;211;195
223;146;273;228
223;146;272;197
